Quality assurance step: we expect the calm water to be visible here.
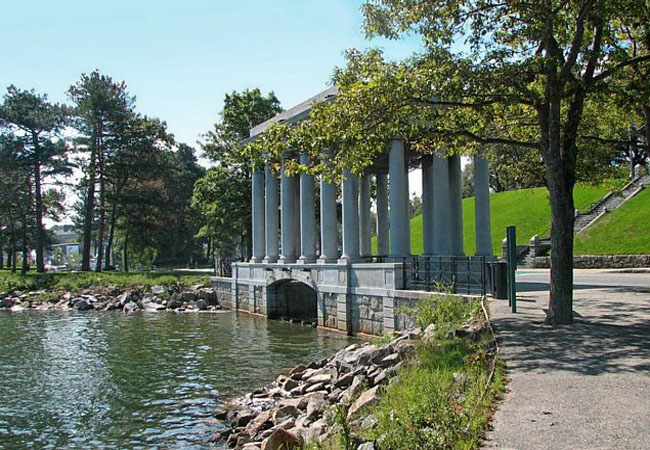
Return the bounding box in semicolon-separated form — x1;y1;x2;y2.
0;311;355;450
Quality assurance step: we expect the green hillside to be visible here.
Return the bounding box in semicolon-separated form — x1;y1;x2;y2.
373;182;615;255
574;188;650;255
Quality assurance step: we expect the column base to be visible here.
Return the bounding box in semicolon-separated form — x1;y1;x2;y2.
317;256;338;264
250;257;265;263
337;256;362;265
278;257;297;264
297;256;317;264
263;256;279;264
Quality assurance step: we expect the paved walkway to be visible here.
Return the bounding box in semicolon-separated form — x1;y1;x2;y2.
485;269;650;450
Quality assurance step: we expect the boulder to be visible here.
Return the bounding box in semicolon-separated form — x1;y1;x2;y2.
358;442;376;450
281;378;299;392
180;291;197;302
150;285;166;295
123;301;140;314
0;297;14;308
76;299;94;311
166;295;183;309
347;386;381;420
272;405;300;423
261;428;303;450
340;375;365;406
305;395;328;420
422;323;437;341
195;299;208;310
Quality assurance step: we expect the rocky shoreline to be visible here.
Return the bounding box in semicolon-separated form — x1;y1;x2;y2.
211;325;448;450
0;284;223;313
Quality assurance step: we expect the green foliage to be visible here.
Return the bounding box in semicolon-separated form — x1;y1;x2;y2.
400;293;480;332
364;295;504;450
575;188;650;255
201;88;282;167
192;166;250;259
0;271;209;294
194;88;283;260
0;86;70;272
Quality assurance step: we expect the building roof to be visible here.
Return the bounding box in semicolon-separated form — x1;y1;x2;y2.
249;86;339;138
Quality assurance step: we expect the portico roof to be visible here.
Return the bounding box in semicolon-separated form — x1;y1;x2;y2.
249;86;339;138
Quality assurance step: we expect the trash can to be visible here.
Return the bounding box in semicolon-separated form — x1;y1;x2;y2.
488;261;508;299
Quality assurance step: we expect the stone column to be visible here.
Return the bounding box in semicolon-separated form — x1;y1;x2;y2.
319;153;338;263
279;157;297;263
293;173;301;259
359;175;372;258
422;155;435;255
433;155;451;255
389;139;410;259
448;154;464;256
263;166;279;263
376;173;389;256
251;169;265;262
299;153;317;263
474;154;493;256
339;170;360;263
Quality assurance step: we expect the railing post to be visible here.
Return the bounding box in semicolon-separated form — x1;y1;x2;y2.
507;226;517;313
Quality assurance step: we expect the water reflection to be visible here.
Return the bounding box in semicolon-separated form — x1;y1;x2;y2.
0;311;355;449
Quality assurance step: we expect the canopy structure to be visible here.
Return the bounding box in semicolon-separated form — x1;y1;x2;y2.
212;87;495;336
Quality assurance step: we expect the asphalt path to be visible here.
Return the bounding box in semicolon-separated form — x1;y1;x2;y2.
485;269;650;450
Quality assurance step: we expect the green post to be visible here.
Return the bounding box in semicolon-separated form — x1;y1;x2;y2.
506;226;517;313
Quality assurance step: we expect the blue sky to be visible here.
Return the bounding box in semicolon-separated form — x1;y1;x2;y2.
1;0;422;149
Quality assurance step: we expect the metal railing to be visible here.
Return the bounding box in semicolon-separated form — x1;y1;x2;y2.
215;259;233;277
401;255;488;295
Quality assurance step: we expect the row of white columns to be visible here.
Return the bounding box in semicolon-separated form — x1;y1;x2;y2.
251;139;492;264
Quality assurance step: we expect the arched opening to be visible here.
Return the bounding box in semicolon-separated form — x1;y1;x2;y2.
267;280;317;323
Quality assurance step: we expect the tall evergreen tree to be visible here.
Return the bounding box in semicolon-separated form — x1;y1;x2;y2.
0;86;68;272
67;70;134;271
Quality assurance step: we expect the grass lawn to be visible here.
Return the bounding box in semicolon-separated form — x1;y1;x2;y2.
359;295;504;450
574;187;650;255
0;270;210;293
374;181;617;256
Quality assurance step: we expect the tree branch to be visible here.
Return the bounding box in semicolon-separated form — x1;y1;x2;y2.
592;54;650;83
424;127;541;149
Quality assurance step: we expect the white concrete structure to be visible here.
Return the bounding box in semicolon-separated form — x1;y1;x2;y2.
213;87;494;335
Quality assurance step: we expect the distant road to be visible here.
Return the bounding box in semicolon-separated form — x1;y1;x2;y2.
516;268;650;292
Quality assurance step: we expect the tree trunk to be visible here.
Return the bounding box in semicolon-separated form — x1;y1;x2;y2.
21;216;29;274
81;140;97;271
0;246;4;269
643;106;650;166
546;171;575;325
123;230;129;272
32;139;45;272
9;223;16;273
105;202;118;269
539;73;577;326
95;151;106;272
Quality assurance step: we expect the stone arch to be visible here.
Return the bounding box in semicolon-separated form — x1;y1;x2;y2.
266;279;318;323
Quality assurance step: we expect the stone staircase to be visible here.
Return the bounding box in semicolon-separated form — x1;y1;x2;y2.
574;174;650;234
521;174;649;267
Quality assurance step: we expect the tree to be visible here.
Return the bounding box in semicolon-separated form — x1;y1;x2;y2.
68;70;134;271
192;167;250;260
364;1;650;324
199;88;282;260
0;86;69;272
0;133;31;273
